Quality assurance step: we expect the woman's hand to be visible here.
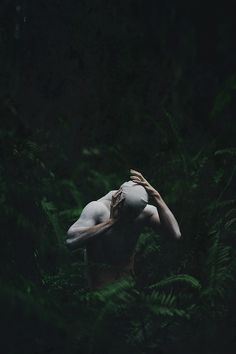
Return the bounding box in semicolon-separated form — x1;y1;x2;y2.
130;169;162;201
110;189;125;220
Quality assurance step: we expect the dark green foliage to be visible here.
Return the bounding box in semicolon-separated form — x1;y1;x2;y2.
0;1;236;353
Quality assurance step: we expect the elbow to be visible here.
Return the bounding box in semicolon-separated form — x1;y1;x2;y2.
65;228;84;250
175;231;182;240
163;225;182;240
65;237;74;250
65;228;76;250
67;227;74;238
167;227;181;240
65;236;82;251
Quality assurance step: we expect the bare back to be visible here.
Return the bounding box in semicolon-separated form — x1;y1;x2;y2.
85;191;156;288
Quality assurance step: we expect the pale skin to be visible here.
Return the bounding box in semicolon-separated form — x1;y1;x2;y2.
66;169;181;289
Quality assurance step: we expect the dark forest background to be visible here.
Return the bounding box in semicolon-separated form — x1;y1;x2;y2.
0;1;236;353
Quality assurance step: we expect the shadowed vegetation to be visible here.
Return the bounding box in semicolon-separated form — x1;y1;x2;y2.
0;1;236;353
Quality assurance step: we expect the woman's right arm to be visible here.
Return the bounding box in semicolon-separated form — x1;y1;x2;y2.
66;201;114;250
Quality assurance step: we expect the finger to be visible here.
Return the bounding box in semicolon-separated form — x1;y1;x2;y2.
130;169;143;177
130;171;146;183
130;175;141;181
130;168;141;174
117;191;123;201
130;176;148;185
130;175;140;181
113;189;121;198
130;175;141;180
130;178;147;186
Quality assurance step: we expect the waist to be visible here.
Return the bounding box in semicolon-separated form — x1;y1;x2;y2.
86;255;135;289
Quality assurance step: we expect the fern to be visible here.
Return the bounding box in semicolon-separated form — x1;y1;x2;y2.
148;274;201;291
41;197;64;244
60;179;83;206
135;231;161;258
202;229;233;306
224;208;236;231
82;277;134;307
206;199;236;213
81;270;198;354
84;278;135;354
214;148;236;157
211;75;236;117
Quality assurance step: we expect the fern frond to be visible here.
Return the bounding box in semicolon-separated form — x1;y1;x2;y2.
41;197;64;244
83;277;134;305
214;148;236;157
225;217;236;230
225;208;236;218
144;291;188;318
86;278;135;354
148;274;201;291
206;199;236;214
135;231;160;259
205;230;233;301
60;179;83;205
